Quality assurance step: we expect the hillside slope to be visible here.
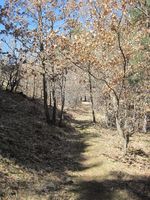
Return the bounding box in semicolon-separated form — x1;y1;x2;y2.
0;89;149;200
0;89;85;199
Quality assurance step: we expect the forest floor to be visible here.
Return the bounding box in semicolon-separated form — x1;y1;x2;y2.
0;90;150;200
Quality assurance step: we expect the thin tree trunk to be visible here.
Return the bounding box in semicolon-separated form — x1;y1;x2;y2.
59;96;65;126
38;4;51;125
26;78;29;96
59;71;66;126
111;92;129;154
49;91;52;107
49;81;52;107
41;88;43;99
116;116;129;154
52;89;56;125
143;113;147;133
33;74;36;99
43;73;51;125
88;65;96;123
51;64;57;125
124;134;129;154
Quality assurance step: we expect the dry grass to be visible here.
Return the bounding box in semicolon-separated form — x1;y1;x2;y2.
0;90;84;200
67;103;150;200
0;91;149;200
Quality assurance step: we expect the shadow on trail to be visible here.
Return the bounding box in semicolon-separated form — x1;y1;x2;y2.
70;118;95;130
71;174;150;200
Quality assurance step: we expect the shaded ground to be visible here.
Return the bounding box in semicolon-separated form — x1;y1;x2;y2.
0;90;150;199
0;89;87;199
71;177;150;200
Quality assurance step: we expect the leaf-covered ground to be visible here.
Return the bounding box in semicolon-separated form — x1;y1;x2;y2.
68;104;150;200
0;90;150;200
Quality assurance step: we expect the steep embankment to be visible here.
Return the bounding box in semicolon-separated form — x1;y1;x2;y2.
0;89;85;199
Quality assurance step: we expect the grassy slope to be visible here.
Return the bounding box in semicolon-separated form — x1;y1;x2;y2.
0;90;149;200
0;89;85;199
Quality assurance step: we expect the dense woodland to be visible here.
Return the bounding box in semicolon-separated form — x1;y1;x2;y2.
0;0;149;199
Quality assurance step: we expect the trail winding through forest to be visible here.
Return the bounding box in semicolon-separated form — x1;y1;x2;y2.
66;102;150;200
0;90;149;200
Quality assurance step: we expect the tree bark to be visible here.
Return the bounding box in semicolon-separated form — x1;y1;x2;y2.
38;4;51;125
52;88;56;125
43;73;51;125
49;91;52;107
124;134;129;154
59;71;66;126
51;65;57;125
88;65;96;123
33;74;36;99
59;95;65;126
143;113;147;133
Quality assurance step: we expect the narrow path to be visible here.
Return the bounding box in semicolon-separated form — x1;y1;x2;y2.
70;103;115;180
67;103;150;200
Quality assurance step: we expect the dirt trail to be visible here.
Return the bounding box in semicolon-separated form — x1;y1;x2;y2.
67;102;150;200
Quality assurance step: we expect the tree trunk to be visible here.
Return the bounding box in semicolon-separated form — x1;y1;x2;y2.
59;95;65;126
52;88;56;125
123;134;129;155
116;117;124;137
43;73;51;125
26;78;29;96
33;74;36;99
51;64;57;125
116;116;130;154
59;72;66;126
49;91;52;107
38;4;50;125
143;113;147;133
88;65;96;123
